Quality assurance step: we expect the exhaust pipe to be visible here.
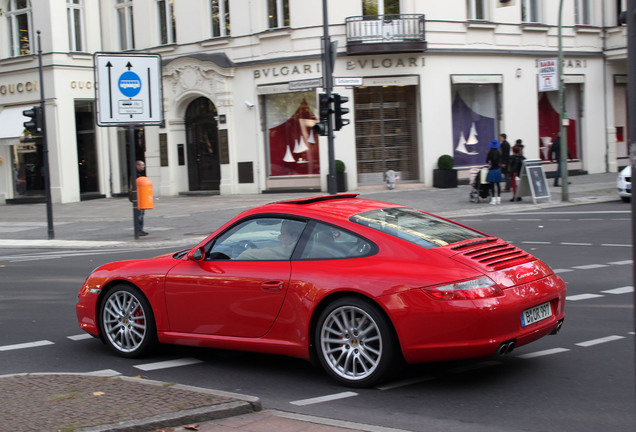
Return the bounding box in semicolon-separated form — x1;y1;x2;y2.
496;340;516;356
551;318;564;335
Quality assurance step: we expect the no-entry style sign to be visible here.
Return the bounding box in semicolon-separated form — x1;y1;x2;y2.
94;52;164;126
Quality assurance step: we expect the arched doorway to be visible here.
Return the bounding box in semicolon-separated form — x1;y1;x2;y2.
185;97;220;191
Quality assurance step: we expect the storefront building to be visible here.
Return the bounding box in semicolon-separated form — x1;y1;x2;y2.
0;0;628;204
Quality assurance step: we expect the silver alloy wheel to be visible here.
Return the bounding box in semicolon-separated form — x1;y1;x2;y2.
319;305;383;381
102;290;148;353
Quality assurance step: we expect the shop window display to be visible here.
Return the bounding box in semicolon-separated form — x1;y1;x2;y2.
264;92;320;177
451;84;498;168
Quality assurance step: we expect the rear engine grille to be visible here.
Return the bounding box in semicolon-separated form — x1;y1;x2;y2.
452;238;535;271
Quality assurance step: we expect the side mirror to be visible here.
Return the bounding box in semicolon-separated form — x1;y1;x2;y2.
187;246;206;262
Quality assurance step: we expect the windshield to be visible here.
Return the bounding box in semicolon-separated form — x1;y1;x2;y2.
350;207;483;248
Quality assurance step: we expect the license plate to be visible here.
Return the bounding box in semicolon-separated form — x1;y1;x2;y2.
521;302;553;327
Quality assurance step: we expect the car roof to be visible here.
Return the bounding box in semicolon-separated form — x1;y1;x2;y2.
253;194;406;221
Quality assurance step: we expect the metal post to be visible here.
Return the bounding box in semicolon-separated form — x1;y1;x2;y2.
558;0;569;201
128;125;139;239
626;0;636;358
37;31;54;239
321;0;336;194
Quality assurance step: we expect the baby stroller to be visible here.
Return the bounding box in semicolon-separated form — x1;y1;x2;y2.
469;166;491;203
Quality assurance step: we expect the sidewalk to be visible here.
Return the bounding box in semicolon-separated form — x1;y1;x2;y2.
0;172;620;249
0;172;621;432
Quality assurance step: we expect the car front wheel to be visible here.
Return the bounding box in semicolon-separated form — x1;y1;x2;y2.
315;297;397;387
100;285;156;358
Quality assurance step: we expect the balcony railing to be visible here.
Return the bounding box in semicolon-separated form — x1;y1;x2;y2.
345;14;427;55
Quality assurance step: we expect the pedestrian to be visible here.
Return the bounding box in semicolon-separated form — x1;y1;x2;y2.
385;169;398;190
136;160;148;236
499;133;511;192
509;139;525;202
549;132;572;187
486;139;503;205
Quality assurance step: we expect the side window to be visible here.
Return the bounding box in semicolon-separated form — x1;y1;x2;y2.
208;218;306;261
301;222;375;260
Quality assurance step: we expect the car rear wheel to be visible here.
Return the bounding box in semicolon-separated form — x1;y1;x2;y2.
315;297;397;387
100;285;156;358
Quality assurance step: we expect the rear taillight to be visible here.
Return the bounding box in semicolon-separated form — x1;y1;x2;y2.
422;277;503;300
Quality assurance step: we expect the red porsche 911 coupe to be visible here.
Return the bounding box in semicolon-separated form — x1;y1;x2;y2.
76;194;566;387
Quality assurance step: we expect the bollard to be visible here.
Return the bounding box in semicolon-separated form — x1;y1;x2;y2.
136;176;154;210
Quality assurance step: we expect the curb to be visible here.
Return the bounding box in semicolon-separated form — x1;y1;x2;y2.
0;373;261;432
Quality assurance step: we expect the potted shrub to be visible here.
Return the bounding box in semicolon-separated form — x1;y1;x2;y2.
433;154;458;188
335;159;347;192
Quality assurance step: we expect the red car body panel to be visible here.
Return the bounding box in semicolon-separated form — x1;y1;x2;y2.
76;195;566;365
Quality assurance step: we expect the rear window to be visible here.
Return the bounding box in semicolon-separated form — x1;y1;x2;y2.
350;207;482;249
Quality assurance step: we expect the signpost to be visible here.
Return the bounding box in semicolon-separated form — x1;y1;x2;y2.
518;159;551;204
94;53;164;238
94;53;163;126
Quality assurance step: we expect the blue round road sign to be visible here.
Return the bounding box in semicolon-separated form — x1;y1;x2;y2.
118;71;142;97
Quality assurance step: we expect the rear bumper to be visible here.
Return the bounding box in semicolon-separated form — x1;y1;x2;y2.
379;275;566;364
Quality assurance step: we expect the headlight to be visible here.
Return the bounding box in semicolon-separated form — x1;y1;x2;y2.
422;277;503;300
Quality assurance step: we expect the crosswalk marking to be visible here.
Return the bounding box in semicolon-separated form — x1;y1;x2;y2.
134;358;203;371
601;286;633;295
0;340;55;351
67;334;94;341
567;293;604;301
290;391;358;406
517;348;570;359
575;335;625;347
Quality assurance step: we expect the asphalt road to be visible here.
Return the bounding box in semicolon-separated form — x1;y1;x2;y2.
0;201;634;432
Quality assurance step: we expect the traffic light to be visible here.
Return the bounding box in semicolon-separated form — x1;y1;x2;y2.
23;106;42;136
333;93;350;131
313;93;331;136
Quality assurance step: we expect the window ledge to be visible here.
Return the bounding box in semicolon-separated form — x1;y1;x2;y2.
259;28;292;40
0;54;36;65
575;25;601;34
200;37;231;48
153;44;178;53
521;23;549;32
466;21;496;29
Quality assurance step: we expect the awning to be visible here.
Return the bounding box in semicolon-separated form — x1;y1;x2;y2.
0;106;30;146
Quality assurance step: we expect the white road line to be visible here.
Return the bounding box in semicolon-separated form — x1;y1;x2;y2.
517;219;541;221
575;335;625;347
553;269;573;274
517;348;570;359
67;334;94;341
561;242;592;246
87;369;121;377
567;293;604;301
572;264;609;270
522;241;552;245
0;340;55;351
290;391;358;406
376;376;435;391
608;260;633;265
601;286;634;295
601;243;631;247
134;358;203;371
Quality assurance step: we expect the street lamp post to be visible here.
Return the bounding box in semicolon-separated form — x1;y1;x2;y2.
558;0;569;201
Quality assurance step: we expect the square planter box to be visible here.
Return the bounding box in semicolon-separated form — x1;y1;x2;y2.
433;169;458;188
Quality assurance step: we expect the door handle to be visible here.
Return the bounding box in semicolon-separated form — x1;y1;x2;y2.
261;281;285;292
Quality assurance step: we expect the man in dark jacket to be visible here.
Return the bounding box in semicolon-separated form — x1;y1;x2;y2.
499;133;511;191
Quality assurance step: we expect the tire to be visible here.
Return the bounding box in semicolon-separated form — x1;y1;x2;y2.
621;196;631;203
315;297;397;387
99;284;157;358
